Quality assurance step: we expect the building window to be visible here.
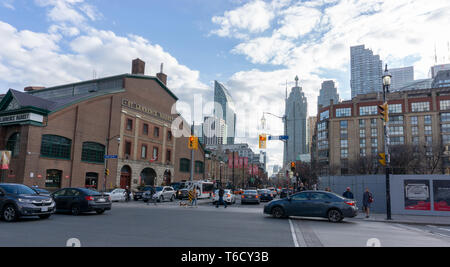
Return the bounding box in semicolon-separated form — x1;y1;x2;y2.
371;128;377;137
440;100;450;110
126;119;133;131
340;120;348;128
6;132;20;157
371;118;377;127
81;142;105;163
425;136;432;145
389;126;404;136
391;136;405;145
359;119;366;128
320;110;329;121
124;141;132;157
166;150;171;163
443;134;450;144
360;148;366;157
340;129;348;139
412;126;419;135
143;123;149;135
424;125;432;135
154;127;160;138
389;115;403;125
372;148;378;155
424;115;432;125
152;147;159;161
180;158;190;172
441;113;450;123
371;138;378;148
360;106;378;116
340;149;348;159
411;102;430;112
336;108;351;117
141;145;147;159
360;129;366;138
412;136;419;145
46;169;62;188
341;140;348;148
442;124;450;133
389;104;402;114
167;131;172;141
195;161;204;174
318;121;327;131
411;116;418;125
40;135;72;160
360;138;366;148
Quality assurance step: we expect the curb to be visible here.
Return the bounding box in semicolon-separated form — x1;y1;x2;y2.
350;217;450;226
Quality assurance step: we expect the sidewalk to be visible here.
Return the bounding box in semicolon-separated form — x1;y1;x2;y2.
351;213;450;226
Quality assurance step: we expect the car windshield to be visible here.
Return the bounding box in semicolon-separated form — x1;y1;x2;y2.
0;184;39;195
244;190;257;195
155;187;163;191
35;188;49;194
79;188;101;195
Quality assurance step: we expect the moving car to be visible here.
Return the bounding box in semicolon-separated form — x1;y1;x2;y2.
263;191;358;222
258;189;274;202
51;188;112;215
104;188;128;202
152;186;176;202
133;186;154;201
212;189;236;205
0;183;55;222
241;190;260;204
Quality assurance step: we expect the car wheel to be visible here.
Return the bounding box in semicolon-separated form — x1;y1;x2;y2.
71;204;81;216
39;214;51;219
96;209;105;215
272;206;285;219
327;209;343;223
170;195;175;202
143;199;148;203
2;204;18;222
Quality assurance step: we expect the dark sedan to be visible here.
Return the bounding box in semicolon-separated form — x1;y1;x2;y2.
258;189;274;202
0;183;55;222
241;190;260;204
264;191;358;222
51;188;111;215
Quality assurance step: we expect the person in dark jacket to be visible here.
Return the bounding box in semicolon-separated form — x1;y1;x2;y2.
343;187;354;199
362;188;373;218
216;187;227;208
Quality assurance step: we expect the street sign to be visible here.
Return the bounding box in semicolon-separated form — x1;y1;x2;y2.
268;136;288;140
104;155;118;159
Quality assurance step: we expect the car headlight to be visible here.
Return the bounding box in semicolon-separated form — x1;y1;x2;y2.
18;198;34;203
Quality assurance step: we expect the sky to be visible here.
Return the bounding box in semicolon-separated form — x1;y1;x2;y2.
1;0;450;175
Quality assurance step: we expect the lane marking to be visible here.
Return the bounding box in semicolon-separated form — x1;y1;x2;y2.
288;219;299;247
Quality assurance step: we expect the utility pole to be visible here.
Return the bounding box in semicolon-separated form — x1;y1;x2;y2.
190;122;195;182
382;64;392;220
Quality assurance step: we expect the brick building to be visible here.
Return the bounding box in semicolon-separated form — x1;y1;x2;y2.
313;86;450;176
0;59;198;191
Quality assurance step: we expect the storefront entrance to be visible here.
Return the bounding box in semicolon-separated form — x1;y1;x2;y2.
120;165;132;189
140;168;156;186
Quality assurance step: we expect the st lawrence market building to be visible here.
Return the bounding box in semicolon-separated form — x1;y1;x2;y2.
0;59;179;191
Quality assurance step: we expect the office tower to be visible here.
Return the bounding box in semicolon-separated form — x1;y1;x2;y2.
430;64;450;78
318;80;339;108
214;81;236;145
284;76;308;165
350;45;383;98
390;66;414;90
202;116;227;145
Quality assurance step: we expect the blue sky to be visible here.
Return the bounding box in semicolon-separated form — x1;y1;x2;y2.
1;0;450;172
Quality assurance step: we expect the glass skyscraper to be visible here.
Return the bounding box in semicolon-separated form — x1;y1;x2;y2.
350;45;383;98
214;81;236;145
318;80;339;108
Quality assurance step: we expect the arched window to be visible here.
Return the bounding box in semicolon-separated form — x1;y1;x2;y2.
40;135;72;159
81;142;105;163
6;132;20;157
180;158;190;173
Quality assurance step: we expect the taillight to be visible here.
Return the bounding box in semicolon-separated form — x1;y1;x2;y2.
255;195;259;198
345;201;355;206
85;196;94;201
227;194;231;197
241;195;245;198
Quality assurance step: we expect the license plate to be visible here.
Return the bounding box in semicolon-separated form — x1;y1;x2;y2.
41;207;48;212
97;198;106;202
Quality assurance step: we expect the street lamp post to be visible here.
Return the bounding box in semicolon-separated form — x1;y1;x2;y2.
382;64;392;220
104;135;120;192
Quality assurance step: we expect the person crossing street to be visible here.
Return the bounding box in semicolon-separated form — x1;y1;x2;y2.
216;187;227;208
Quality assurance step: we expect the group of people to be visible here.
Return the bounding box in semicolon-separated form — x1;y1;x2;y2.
340;187;374;218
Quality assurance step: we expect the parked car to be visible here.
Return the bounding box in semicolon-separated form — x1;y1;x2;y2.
280;188;294;199
152;186;176;202
241;190;260;204
258;189;274;202
142;187;157;202
133;186;154;201
212;189;236;205
104;188;128;202
263;191;358;222
0;183;55;222
32;187;51;197
51;188;111;215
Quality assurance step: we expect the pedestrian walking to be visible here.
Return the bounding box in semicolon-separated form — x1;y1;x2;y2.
216;186;227;208
363;188;374;218
191;186;198;206
343;187;354;199
125;186;130;202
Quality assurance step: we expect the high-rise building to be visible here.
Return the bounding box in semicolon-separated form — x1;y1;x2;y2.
214;81;236;145
202;116;227;145
284;76;308;165
430;63;450;78
390;66;414;90
350;45;383;98
432;69;450;88
318;80;339;108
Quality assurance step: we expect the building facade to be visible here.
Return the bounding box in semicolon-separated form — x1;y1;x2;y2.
284;76;308;165
350;45;383;98
313;86;450;176
214;81;236;145
390;66;414;91
318;80;339;108
432;70;450;88
0;59;201;191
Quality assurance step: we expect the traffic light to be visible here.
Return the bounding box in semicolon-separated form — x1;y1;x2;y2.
105;169;110;176
259;134;267;149
378;103;389;122
378;153;386;166
290;162;296;172
188;136;198;150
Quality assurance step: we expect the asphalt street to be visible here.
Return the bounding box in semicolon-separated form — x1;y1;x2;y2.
1;197;450;247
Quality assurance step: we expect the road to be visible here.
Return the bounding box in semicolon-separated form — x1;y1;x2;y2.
1;197;449;247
